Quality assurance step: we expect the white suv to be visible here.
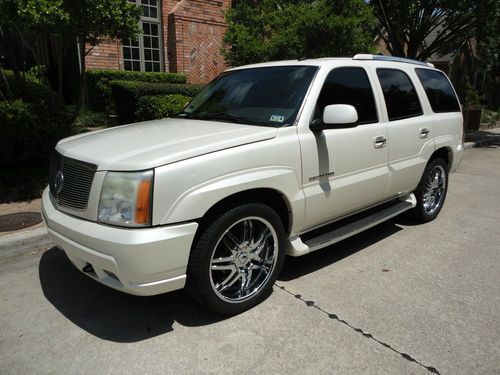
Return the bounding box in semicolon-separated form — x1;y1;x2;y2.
42;55;464;314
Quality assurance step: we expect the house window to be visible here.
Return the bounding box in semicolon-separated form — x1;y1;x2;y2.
123;0;162;72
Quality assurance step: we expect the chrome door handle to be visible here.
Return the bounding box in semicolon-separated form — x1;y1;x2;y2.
373;136;387;148
420;127;430;139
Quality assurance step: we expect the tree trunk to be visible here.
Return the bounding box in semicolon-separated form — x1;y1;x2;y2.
76;39;88;113
0;67;12;100
54;36;63;97
0;27;22;84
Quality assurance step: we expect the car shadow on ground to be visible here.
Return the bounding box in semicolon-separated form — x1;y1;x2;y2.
39;247;226;343
39;216;412;343
465;129;500;147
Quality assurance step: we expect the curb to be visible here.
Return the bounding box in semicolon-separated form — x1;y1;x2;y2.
0;226;52;261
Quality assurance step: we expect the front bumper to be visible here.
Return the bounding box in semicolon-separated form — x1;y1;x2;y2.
41;187;198;296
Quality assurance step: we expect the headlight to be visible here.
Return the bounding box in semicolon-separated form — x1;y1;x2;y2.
98;170;153;227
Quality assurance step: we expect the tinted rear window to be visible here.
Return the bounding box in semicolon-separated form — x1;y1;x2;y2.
376;68;423;121
415;68;460;113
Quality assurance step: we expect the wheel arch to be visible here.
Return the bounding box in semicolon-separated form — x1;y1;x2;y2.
194;188;292;240
430;146;453;171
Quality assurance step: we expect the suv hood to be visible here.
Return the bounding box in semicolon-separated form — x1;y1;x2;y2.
56;118;278;170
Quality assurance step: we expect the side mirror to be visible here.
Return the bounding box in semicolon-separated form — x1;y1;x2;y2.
310;104;359;131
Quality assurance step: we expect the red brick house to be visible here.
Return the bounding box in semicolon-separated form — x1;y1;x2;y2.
86;0;231;83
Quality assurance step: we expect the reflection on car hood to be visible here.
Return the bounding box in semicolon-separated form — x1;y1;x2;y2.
56;118;278;170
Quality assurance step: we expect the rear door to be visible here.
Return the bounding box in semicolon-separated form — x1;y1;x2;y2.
373;67;434;195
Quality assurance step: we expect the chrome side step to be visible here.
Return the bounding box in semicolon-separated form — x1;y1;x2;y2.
286;193;416;257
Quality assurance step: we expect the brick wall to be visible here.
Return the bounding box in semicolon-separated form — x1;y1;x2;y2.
85;0;231;84
167;0;230;83
85;39;123;70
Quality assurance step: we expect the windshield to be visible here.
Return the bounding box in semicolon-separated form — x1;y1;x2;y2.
177;65;318;127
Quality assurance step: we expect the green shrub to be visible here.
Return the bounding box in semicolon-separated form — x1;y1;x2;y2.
482;109;499;123
27;65;49;85
0;71;71;165
0;159;49;203
0;100;35;163
111;80;204;124
135;94;192;121
0;99;69;165
86;69;187;112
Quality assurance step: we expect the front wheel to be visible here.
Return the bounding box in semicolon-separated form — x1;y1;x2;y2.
412;158;448;222
186;203;285;315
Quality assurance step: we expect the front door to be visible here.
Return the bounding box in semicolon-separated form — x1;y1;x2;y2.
299;66;390;230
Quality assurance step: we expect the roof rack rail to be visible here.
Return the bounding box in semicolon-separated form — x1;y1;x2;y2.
353;54;434;68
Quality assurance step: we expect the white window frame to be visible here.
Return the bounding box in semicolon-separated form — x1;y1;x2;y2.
123;0;164;72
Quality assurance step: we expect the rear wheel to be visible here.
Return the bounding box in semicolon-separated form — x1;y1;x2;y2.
412;158;448;222
187;203;285;315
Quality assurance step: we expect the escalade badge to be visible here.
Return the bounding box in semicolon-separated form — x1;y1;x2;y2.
309;171;335;182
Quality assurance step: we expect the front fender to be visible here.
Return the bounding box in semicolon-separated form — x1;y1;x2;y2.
152;127;304;232
159;166;304;228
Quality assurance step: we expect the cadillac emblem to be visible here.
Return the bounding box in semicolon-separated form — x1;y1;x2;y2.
54;170;64;195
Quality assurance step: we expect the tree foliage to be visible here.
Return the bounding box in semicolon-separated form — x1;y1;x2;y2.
473;0;499;107
0;0;141;106
0;0;67;33
62;0;141;53
370;0;499;107
370;0;475;60
223;0;376;67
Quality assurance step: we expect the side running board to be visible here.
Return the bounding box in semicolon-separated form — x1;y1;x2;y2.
286;193;416;257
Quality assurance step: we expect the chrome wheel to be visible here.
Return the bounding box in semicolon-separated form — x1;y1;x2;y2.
422;165;446;215
209;217;278;303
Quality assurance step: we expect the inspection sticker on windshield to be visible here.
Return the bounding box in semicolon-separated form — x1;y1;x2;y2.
270;115;285;123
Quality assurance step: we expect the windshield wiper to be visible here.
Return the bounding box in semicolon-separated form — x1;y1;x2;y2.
175;111;200;119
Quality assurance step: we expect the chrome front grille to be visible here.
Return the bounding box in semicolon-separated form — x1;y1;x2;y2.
49;152;97;210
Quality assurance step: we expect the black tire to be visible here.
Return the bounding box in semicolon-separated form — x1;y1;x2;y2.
412;158;449;222
186;203;285;315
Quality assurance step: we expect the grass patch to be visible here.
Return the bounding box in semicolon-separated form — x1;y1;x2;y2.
72;108;119;133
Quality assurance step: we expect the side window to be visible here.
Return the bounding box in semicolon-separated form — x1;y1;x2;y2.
316;67;378;125
415;68;460;113
376;68;423;121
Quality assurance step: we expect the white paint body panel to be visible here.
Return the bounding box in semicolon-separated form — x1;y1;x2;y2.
42;57;464;296
56;118;277;170
297;62;390;229
154;126;304;233
42;188;197;296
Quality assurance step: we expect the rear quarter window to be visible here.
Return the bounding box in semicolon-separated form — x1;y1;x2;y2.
415;68;460;113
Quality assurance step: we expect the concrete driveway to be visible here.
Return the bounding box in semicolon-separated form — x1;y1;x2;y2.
1;147;499;374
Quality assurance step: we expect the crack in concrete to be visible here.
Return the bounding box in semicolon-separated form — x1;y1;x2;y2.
276;283;441;375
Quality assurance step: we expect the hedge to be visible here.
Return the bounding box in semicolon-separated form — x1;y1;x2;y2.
135;94;192;121
86;69;187;112
0;72;71;165
111;80;204;124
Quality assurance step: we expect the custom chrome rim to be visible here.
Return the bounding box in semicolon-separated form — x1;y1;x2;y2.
209;217;278;303
423;165;446;215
